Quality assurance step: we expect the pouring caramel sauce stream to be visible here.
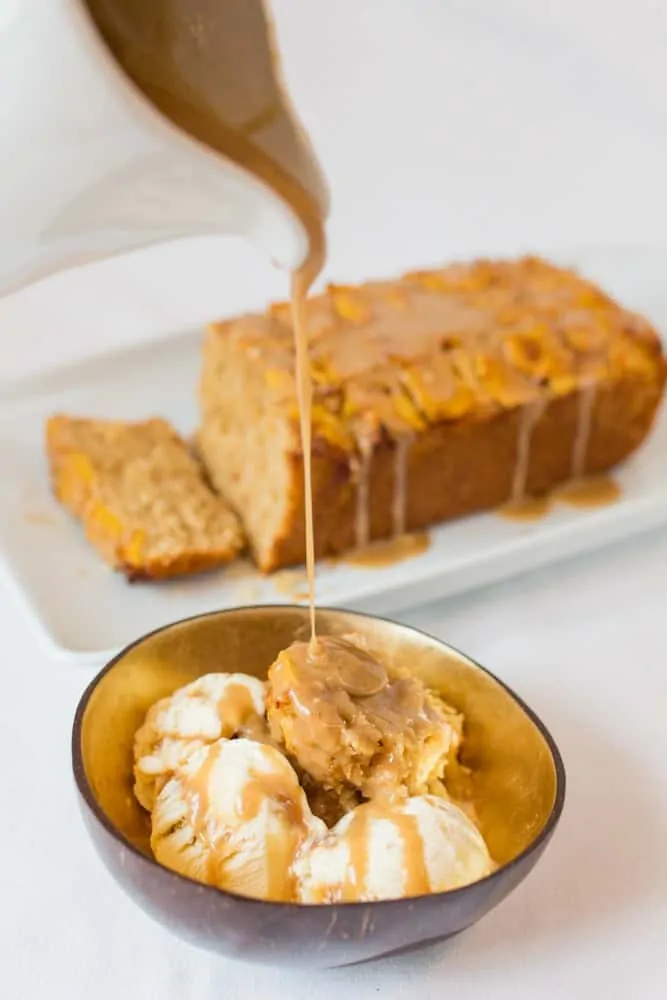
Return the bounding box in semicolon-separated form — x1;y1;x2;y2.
84;0;327;638
290;240;326;641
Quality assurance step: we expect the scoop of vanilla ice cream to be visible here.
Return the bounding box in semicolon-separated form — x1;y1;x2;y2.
134;672;267;810
151;737;326;901
294;795;493;903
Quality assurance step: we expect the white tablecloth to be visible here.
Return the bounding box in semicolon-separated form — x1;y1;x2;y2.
2;1;667;997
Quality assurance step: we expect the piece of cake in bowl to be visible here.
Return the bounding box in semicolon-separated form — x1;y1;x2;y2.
266;633;463;806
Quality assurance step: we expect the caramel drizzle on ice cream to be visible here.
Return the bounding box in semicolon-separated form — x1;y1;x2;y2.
181;742;312;900
183;741;222;836
340;802;431;901
238;765;310;900
217;682;259;733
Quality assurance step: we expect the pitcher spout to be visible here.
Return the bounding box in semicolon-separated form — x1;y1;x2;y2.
0;0;328;297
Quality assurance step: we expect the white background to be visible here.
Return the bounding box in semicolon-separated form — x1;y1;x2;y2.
1;1;667;998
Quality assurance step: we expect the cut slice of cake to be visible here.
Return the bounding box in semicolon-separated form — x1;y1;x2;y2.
46;415;244;580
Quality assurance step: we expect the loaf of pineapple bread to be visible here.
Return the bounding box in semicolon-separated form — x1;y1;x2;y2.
46;416;244;579
198;257;666;572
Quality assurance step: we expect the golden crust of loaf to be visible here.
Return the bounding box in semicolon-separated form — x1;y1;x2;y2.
198;256;666;571
46;415;244;579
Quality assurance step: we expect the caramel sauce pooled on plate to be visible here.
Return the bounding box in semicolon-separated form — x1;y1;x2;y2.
553;474;621;508
500;474;620;522
499;496;553;522
341;532;431;568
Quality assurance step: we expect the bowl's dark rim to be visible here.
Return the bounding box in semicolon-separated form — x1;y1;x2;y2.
71;604;566;912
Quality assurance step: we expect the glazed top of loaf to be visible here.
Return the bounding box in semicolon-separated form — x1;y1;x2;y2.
206;257;664;448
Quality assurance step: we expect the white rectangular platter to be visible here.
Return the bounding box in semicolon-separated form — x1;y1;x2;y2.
1;245;666;664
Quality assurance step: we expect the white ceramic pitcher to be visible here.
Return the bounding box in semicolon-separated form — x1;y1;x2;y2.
0;0;328;297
